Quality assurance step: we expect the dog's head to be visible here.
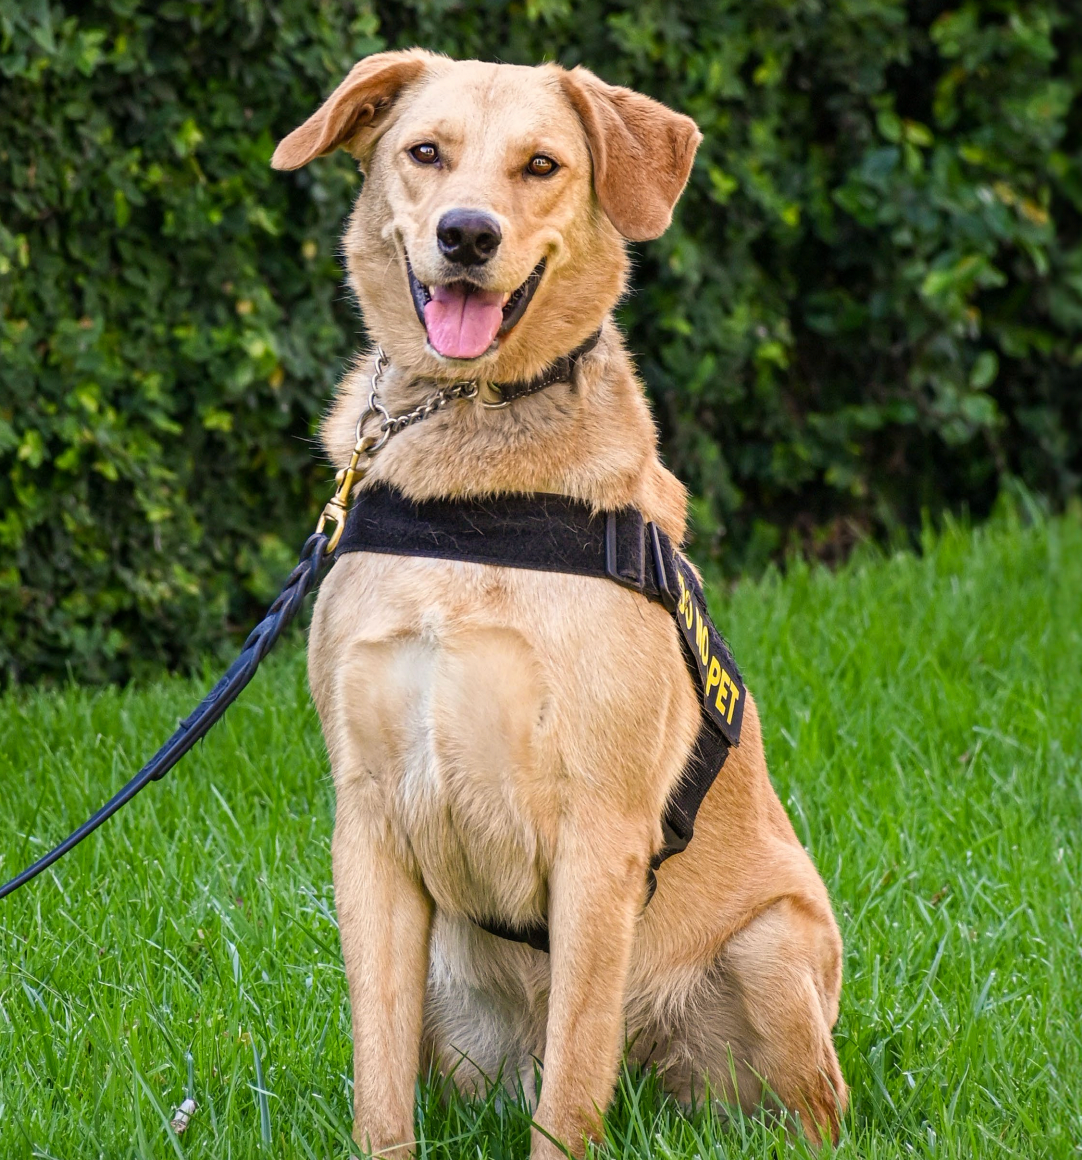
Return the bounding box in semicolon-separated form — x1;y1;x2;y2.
274;52;700;379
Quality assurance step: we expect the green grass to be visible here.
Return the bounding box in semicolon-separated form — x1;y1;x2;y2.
2;503;1080;1159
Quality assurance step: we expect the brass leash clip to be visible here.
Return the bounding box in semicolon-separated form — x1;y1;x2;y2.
315;432;378;553
314;344;484;552
315;349;393;553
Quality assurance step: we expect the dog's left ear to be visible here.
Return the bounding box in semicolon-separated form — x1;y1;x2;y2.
559;67;702;242
272;49;433;171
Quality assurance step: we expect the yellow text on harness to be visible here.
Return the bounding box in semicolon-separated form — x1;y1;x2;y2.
673;558;745;746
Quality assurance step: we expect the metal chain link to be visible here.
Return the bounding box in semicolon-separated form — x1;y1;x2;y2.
359;344;479;446
316;346;478;551
354;345;479;450
380;377;480;436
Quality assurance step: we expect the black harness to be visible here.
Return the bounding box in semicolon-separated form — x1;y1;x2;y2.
0;339;745;945
336;484;745;953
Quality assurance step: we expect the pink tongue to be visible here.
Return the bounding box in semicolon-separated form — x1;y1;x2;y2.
424;283;506;359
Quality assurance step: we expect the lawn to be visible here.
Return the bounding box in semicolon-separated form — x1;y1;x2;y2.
1;504;1079;1159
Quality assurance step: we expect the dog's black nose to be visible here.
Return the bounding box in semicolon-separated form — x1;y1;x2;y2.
436;209;502;266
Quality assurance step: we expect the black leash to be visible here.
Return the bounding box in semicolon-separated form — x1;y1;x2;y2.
0;340;586;902
0;534;328;901
0;336;741;928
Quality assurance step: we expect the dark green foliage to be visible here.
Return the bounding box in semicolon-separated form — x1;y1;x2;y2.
2;1;1080;682
0;1;379;682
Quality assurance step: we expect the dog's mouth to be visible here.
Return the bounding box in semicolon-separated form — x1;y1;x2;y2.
407;258;547;361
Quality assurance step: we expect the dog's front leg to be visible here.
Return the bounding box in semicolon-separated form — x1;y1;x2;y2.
333;790;433;1156
533;818;648;1159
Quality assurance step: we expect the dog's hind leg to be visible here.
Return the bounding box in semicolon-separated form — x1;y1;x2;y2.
651;896;846;1146
333;784;434;1156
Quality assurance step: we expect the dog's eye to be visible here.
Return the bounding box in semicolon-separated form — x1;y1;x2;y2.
525;155;558;178
409;143;440;165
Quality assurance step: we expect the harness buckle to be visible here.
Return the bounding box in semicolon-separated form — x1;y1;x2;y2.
648;522;677;612
604;511;645;591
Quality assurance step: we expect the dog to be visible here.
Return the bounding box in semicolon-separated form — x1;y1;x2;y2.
273;50;846;1158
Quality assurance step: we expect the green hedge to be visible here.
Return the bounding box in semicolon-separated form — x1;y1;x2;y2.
2;1;1080;683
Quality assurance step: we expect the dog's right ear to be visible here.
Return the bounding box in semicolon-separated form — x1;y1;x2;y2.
272;50;432;171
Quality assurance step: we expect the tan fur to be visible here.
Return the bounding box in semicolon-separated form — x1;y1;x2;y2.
283;50;846;1158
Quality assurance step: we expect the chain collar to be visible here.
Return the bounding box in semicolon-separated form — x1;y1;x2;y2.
357;346;481;451
316;346;479;551
316;331;601;551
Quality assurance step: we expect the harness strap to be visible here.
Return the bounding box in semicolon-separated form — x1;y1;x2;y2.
336;485;745;951
337;485;663;594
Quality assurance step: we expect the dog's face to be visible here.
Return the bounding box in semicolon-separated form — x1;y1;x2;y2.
274;52;700;379
355;59;605;367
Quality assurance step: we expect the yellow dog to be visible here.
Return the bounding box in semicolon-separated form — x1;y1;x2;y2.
274;50;846;1157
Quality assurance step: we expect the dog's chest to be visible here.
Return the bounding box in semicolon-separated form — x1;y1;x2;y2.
312;552;693;926
387;626;556;920
321;560;571;923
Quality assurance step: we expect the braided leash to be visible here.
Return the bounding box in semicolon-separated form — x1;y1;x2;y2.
0;534;327;900
0;349;462;901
